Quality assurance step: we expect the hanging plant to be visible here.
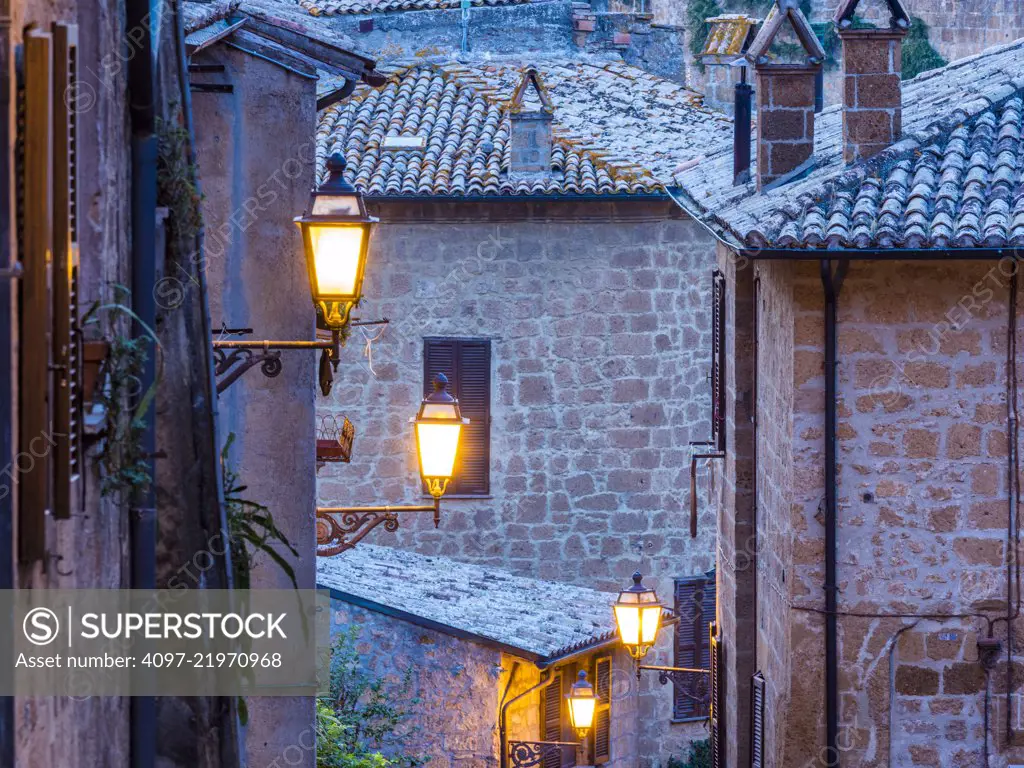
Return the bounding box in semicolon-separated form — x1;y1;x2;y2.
81;285;162;499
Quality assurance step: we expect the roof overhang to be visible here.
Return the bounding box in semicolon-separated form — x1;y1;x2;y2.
737;247;1021;261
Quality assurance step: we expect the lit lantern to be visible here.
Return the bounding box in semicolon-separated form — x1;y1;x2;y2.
295;152;376;330
613;571;664;659
412;373;469;499
566;670;598;739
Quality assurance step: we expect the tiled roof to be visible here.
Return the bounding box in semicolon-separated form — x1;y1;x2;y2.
674;38;1024;250
183;0;240;33
701;14;759;63
316;57;733;197
317;545;618;661
298;0;529;15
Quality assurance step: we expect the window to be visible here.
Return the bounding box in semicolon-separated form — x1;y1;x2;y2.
592;656;612;765
423;338;490;496
673;570;716;720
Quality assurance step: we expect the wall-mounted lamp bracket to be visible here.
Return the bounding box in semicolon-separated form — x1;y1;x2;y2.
0;263;23;279
637;663;711;704
316;497;440;556
507;741;581;768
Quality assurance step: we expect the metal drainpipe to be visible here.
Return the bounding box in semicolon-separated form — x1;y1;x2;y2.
127;0;157;765
733;64;753;185
499;668;551;768
821;259;847;768
0;8;14;762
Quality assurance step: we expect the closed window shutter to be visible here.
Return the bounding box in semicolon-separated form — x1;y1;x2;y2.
751;672;766;768
710;623;726;768
541;672;563;768
18;28;54;562
51;22;81;520
674;570;716;719
593;656;612;764
423;338;490;495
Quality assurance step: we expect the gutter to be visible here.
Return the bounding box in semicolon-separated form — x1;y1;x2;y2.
740;246;1020;261
367;191;671;203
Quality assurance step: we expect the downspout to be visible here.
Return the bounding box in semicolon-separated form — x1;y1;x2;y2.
499;668;552;768
0;8;14;764
821;259;848;768
127;0;157;765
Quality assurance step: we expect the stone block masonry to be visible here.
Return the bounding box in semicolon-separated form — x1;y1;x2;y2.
318;198;717;765
741;258;1024;767
839;28;906;163
754;66;820;189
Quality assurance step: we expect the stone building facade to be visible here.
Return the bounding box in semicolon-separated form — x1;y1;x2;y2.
675;6;1024;764
318;545;640;768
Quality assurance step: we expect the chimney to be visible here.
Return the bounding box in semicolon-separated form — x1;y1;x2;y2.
835;0;910;163
746;0;825;190
508;65;555;176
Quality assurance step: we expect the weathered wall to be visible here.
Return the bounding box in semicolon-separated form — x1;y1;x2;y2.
732;257;1024;767
193;44;319;768
329;598;641;767
10;0;132;763
318;198;717;764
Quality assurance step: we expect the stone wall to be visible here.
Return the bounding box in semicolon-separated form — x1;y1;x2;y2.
723;256;1024;766
329;599;641;766
193;43;320;768
318;198;718;764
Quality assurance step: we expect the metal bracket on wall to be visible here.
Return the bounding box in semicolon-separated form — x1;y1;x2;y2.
0;263;22;279
316;500;439;557
507;741;581;768
213;346;283;394
640;664;711;706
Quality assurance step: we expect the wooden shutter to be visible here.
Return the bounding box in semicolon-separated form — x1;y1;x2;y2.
710;623;726;768
423;337;490;495
18;28;54;562
674;570;716;719
751;672;766;768
540;671;562;768
711;269;726;452
51;23;81;519
593;656;612;764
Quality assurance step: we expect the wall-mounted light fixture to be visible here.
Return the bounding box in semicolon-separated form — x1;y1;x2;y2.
566;670;597;739
212;153;381;397
316;375;467;555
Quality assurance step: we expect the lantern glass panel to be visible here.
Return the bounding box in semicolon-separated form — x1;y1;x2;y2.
308;224;365;298
312;192;362;217
568;696;596;732
416;422;462;479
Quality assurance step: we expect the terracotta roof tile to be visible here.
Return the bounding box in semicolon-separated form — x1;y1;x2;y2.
675;38;1024;250
318;57;733;197
298;0;529;15
317;545;618;661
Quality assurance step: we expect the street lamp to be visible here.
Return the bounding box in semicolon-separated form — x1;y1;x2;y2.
211;152;383;397
613;571;664;660
316;373;469;555
412;373;468;500
295;152;376;331
566;670;597;739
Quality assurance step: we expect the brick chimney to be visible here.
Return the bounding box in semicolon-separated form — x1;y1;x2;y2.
746;0;825;190
834;0;910;163
508;65;555;176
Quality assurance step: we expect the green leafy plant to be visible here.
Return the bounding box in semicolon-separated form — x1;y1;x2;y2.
902;17;947;80
666;739;712;768
321;628;427;768
221;433;299;590
157;115;203;247
81;286;161;499
687;0;724;72
317;699;391;768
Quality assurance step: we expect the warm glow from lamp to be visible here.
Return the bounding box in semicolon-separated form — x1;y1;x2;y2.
566;670;597;738
613;571;664;659
412;373;469;498
309;225;365;298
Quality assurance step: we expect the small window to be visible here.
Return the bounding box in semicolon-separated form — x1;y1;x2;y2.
673;570;716;720
423;337;490;496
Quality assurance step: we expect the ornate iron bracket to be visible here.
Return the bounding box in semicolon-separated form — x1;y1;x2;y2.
316;498;440;557
508;741;580;768
639;663;711;707
213;346;283;394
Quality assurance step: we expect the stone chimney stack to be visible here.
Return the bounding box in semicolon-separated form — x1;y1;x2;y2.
508;66;555;176
746;0;825;190
835;0;910;163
